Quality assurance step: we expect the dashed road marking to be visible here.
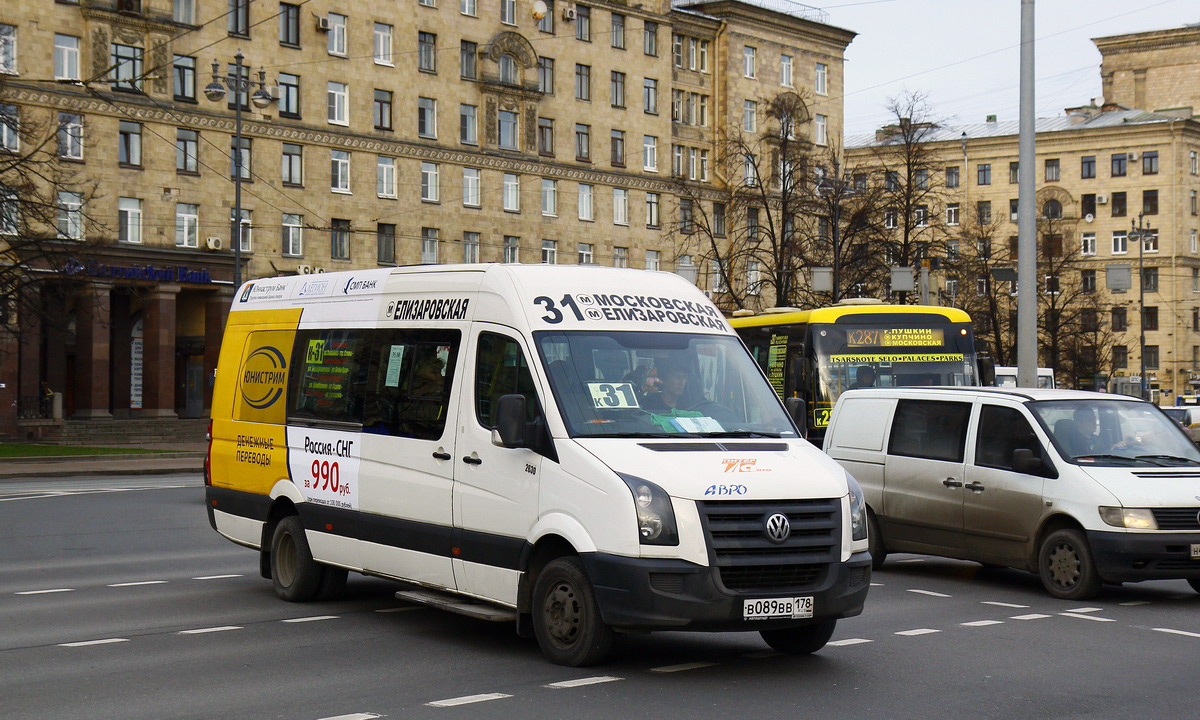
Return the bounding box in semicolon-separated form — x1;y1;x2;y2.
283;615;339;623
896;628;940;636
908;589;951;598
178;626;243;635
650;662;716;673
1153;627;1200;639
192;574;242;580
317;714;381;720
108;581;168;587
1010;614;1052;621
869;583;884;587
828;638;873;646
982;601;1028;608
961;620;1004;627
426;693;511;707
545;676;623;689
58;638;130;647
1065;607;1101;613
15;588;74;595
1060;612;1115;622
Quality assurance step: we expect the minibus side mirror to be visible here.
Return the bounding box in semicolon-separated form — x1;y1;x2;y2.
1012;448;1048;475
978;355;996;386
493;394;529;449
784;396;806;427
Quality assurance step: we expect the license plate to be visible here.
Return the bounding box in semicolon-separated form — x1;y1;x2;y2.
743;596;813;620
1191;544;1200;559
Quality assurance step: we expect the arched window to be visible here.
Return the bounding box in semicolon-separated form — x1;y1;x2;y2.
499;54;518;85
1042;199;1062;219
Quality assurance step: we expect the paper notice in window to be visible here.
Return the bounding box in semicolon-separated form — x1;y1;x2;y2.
385;345;406;388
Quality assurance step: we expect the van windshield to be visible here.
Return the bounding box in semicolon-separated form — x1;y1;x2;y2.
534;331;797;439
1029;399;1200;466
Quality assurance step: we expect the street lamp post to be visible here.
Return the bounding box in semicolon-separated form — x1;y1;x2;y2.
1131;213;1147;400
204;50;274;289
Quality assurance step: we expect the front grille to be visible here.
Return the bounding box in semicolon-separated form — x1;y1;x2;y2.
1154;558;1200;570
649;573;686;594
699;498;840;594
1151;508;1200;531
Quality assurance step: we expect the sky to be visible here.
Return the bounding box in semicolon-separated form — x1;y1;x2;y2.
813;0;1199;138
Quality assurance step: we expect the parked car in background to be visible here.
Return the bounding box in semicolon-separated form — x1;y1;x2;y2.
1162;406;1200;444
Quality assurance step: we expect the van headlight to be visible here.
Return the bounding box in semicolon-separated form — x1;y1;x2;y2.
617;473;679;546
847;474;868;541
1099;506;1158;530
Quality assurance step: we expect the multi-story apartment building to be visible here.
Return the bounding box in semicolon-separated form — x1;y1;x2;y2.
1095;22;1200;118
0;0;854;436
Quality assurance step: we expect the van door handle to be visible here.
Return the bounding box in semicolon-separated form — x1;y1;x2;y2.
942;478;963;488
432;451;451;460
462;456;483;465
964;481;985;492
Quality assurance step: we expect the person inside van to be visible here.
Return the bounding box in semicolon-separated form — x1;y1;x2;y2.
643;363;692;413
849;365;877;389
1058;406;1103;456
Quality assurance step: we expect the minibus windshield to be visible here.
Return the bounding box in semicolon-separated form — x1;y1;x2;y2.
1030;399;1200;466
535;331;797;439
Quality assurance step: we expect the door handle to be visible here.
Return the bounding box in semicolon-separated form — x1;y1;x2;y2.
462;456;483;465
964;481;985;492
432;451;451;460
942;477;963;488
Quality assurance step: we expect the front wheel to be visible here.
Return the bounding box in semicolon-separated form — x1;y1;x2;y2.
759;619;837;655
1038;528;1102;600
532;557;614;667
867;509;887;570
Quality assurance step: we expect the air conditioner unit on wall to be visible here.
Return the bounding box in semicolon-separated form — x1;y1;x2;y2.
1096;194;1108;204
315;16;331;32
1127;152;1138;161
562;6;576;21
205;237;223;251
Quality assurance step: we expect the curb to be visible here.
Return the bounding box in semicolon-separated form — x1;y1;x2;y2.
0;452;205;465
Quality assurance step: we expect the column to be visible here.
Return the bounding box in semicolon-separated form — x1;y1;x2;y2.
204;288;234;413
141;283;180;418
17;285;42;402
74;283;113;418
109;292;132;419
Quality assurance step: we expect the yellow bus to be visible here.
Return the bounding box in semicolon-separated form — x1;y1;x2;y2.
732;301;982;443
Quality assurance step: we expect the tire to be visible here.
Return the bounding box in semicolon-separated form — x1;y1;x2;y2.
1038;528;1102;600
270;516;323;602
867;509;887;570
760;619;837;655
1188;578;1200;594
317;566;348;601
532;557;614;667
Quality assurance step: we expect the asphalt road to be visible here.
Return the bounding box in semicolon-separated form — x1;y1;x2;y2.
2;475;1198;720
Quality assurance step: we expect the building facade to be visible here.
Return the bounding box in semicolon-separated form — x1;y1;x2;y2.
1095;23;1200;118
0;0;854;436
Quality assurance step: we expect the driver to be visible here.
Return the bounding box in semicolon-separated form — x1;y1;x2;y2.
643;364;689;413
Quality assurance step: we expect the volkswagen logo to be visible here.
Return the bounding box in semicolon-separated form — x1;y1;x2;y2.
764;513;791;544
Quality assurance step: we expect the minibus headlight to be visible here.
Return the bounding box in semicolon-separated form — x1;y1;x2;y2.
847;474;868;541
1099;506;1158;530
617;473;679;546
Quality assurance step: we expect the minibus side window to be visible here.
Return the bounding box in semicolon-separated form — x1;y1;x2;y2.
362;329;461;440
288;329;369;425
887;399;971;462
476;332;540;428
975;405;1042;471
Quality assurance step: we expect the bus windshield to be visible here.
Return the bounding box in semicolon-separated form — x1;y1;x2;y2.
534;331;797;439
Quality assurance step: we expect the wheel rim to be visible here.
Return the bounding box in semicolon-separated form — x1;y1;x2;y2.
276;531;297;587
1045;541;1081;589
542;579;582;648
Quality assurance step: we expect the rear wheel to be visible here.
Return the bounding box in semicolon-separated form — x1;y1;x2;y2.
867;509;887;570
1038;528;1102;600
759;619;837;655
532;557;614;667
270;516;323;602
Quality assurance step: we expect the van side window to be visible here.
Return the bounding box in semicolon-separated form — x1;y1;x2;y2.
476;332;540;428
975;405;1041;471
887;399;971;462
362;329;460;440
289;329;369;425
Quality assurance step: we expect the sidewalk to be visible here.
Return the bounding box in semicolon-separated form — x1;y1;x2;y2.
0;442;206;480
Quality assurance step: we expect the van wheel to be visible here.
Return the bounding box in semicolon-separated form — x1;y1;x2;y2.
760;619;837;654
867;509;887;570
1187;578;1200;594
270;516;323;602
317;566;348;600
532;557;614;667
1038;529;1102;600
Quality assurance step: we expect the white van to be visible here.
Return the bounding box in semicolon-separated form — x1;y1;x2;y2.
206;264;870;665
823;387;1200;600
994;366;1056;389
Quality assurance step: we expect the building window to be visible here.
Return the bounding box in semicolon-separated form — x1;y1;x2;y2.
0;24;14;75
644;21;658;56
118;197;142;244
611;13;626;49
279;3;300;46
1143;267;1159;293
1112;345;1128;369
1143;151;1158;175
1079;155;1095;179
578;183;593;221
1080;269;1096;294
377;156;395;198
281;142;302;185
1191;189;1198;215
498;110;518;150
327;82;348;124
281;213;303;256
1112;230;1127;254
173;55;196;101
1146;346;1161;371
421;162;440;201
229;137;251;179
58;113;83;159
537;56;553;93
54;35;80;80
815;62;827;95
541;179;557;216
110;44;144;91
177;129;199;173
1111;191;1127;217
541;239;557;264
377;223;396;264
575;64;591;100
1142;230;1158;253
643;135;657;171
613;188;628;225
814;114;827;146
743;100;757;133
743;46;756;77
712;202;726;237
977;163;991;185
1008;161;1020;184
946;203;960;226
680;197;694;233
976;200;991;224
504;235;520;263
330;218;351;260
118;121;142;166
646;192;659;228
646;249;660;271
499;54;518;85
462;167;481;207
503;173;520;211
418;31;437;72
229;208;251;252
575;123;590;160
1143;189;1158;215
460;104;478;145
1192;229;1199;254
500;0;516;24
463;231;480;263
1143;308;1159;332
780;54;793;87
534;117;553;156
461;41;478;79
576;5;590;41
578;242;593;264
327;13;347;55
278;73;300;117
1111;307;1127;332
330;150;350;193
1111;153;1127;177
373;89;393;130
174;202;198;247
610;130;625;166
374;23;393;65
1081;231;1095;256
174;0;197;24
418;97;437;138
613;246;628;268
610;71;625;107
228;0;250;35
421;227;439;263
642;77;658;114
945;166;960;188
1044;158;1059;182
460;0;476;14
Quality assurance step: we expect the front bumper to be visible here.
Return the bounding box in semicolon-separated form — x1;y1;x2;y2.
579;551;871;632
1087;530;1200;582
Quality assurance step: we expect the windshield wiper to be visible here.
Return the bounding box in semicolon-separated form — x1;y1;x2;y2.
1072;453;1148;464
1134;454;1200;466
693;430;782;438
597;432;701;438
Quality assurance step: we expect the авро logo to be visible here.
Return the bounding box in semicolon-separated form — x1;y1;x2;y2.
240;346;287;409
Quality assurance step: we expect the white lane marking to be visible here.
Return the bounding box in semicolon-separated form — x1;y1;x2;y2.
907;589;951;598
59;638;130;647
545;676;623;689
828;638;873;646
15;588;74;595
743;650;783;658
282;615;339;623
961;620;1004;627
426;693;511;707
1060;612;1115;622
317;714;381;720
375;607;424;613
982;601;1029;608
1065;607;1101;613
178;626;243;635
869;583;884;587
1153;627;1200;639
1010;614;1052;620
650;662;716;673
108;581;168;587
1119;601;1151;606
896;628;940;636
192;574;242;580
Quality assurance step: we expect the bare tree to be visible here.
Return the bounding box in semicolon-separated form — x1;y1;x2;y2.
942;210;1016;364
